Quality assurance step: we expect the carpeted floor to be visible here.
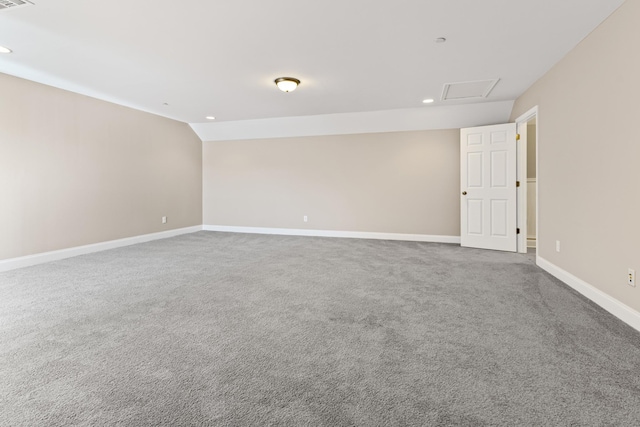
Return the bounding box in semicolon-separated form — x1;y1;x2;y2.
1;231;639;426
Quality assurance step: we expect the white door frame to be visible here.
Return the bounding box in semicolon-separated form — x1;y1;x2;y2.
514;106;539;254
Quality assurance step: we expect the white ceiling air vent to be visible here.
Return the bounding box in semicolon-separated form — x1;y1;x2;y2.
0;0;34;11
441;79;500;101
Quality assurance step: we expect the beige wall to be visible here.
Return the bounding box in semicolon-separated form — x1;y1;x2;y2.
527;123;537;179
511;0;640;312
0;73;202;260
203;130;460;236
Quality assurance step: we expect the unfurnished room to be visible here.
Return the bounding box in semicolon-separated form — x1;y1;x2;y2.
1;0;639;425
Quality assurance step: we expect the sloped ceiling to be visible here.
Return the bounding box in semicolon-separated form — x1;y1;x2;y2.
0;0;625;139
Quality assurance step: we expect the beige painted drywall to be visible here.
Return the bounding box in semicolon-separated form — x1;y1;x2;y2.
527;123;537;179
511;0;640;312
203;130;460;236
0;72;202;260
526;122;537;244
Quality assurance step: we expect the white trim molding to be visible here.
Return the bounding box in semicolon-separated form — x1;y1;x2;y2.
515;105;539;255
203;225;461;244
0;226;203;273
537;256;640;333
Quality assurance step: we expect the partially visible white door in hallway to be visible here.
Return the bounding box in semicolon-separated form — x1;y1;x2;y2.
460;123;517;252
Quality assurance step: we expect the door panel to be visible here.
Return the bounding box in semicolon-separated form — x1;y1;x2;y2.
490;200;508;237
460;123;517;252
467;152;483;187
491;151;508;187
467;199;483;235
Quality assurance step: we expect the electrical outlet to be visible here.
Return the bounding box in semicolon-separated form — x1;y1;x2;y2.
162;216;167;224
556;240;560;252
629;269;636;287
303;215;308;222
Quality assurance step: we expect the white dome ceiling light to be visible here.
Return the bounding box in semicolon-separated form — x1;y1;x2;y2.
275;77;300;93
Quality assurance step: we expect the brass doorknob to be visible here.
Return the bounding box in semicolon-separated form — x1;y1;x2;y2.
462;191;467;195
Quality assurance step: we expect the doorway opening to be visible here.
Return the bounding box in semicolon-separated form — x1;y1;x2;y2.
515;107;538;258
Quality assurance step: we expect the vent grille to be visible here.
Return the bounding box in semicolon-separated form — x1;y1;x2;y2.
0;0;34;11
441;79;500;101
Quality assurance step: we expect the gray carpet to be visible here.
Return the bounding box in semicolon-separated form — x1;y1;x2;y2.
1;231;640;426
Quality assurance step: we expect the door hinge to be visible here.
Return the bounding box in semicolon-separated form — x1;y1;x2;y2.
517;228;521;234
516;181;520;187
516;133;521;141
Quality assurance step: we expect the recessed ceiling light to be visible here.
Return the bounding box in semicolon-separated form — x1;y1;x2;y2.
423;98;435;104
206;116;215;120
435;37;447;44
0;45;12;54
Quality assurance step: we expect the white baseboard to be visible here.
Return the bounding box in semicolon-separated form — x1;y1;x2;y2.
527;238;537;248
203;225;461;244
537;256;640;333
0;225;203;273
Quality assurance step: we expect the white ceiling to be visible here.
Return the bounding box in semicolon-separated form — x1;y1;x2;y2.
0;0;624;131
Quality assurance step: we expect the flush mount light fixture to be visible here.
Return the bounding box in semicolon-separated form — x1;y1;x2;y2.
435;37;447;43
275;77;300;93
206;116;215;120
423;98;435;104
0;45;12;54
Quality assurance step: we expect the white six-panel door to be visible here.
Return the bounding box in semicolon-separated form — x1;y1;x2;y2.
460;123;517;252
